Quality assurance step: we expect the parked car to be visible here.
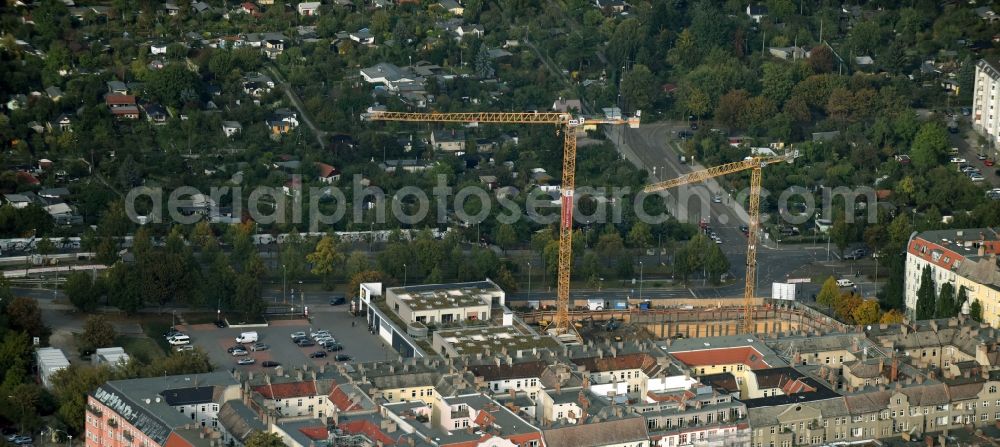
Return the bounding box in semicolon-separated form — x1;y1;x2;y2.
335;354;353;361
986;159;995;167
739;225;749;235
325;343;344;352
227;345;244;353
844;249;866;260
295;339;316;347
310;351;328;358
970;174;985;182
13;436;32;445
176;345;195;352
214;320;227;328
163;327;180;337
290;331;306;340
712;194;722;203
310;330;330;339
329;296;346;305
237;357;255;365
951;157;967;163
836;279;855;288
978;153;987;160
167;335;191;345
251;342;269;351
262;361;281;368
231;348;248;356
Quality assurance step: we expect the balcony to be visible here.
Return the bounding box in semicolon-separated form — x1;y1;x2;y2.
108;418;118;428
86;405;103;417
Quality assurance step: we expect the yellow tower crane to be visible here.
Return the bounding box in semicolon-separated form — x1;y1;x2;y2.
365;110;640;334
643;154;794;333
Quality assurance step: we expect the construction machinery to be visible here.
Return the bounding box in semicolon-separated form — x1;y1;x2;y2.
365;110;640;334
643;154;794;333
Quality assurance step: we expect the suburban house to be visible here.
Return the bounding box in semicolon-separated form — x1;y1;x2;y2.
360;63;425;93
768;46;809;60
315;162;341;184
431;130;465;152
242;72;275;97
349;28;374;45
4;193;33;209
106;94;140;120
436;0;464;15
267;109;299;135
143;103;168;124
594;0;625;13
222;121;242;137
50;114;73;132
746;4;767;22
455;25;484;40
107;80;128;95
45;86;63;101
297;2;320;15
552;97;582;113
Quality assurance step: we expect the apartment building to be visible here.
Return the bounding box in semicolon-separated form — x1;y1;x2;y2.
384;281;505;325
84;372;240;447
973;58;1000;148
904;228;1000;322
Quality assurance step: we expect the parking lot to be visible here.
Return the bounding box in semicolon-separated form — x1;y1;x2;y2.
180;305;394;373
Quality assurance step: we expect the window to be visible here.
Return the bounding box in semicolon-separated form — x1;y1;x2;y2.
770;427;776;434
297;399;303;407
982;414;989;421
851;428;862;438
412;390;417;398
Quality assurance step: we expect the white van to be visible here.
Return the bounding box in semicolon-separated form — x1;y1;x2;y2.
168;335;191;345
836;279;855;288
236;332;258;344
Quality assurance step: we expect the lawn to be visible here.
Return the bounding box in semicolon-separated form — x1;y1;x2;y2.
115;335;164;364
141;318;175;353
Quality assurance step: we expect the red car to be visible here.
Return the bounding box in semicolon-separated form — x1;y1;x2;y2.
985;159;995;167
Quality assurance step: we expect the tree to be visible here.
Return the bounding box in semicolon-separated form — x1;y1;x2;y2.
245;431;285;447
957;286;969;315
36;237;55;263
683;87;710;120
935;282;957;318
51;365;112;433
817;276;840;308
143;64;201;108
495;224;517;253
626;222;653;252
715;89;750;128
969;299;983;323
851;299;881;325
7;297;45;337
704;245;729;284
957;56;974;103
834;292;862;323
345;252;369;279
474;45;495;79
66;272;101;312
307;236;344;289
761;63;795;106
621;64;655;113
493;265;518;292
347;271;382;300
830;217;849;257
915;265;936;320
911;122;949;171
808;45;834;73
81;315;117;351
667;29;699;70
879;309;906;324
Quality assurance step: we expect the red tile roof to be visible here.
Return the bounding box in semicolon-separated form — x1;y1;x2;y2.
16;171;39;185
164;432;195;447
474;409;495;428
252;381;317;399
329;384;362;412
670;347;771;370
299;426;329;440
106;94;136;106
315;162;340;178
907;240;963;271
340;419;397;445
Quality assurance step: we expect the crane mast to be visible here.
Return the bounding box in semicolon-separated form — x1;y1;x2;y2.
644;155;793;333
366;110;639;334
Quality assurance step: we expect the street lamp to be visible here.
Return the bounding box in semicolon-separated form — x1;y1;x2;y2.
639;261;644;301
403;264;408;287
527;262;532;302
282;264;287;304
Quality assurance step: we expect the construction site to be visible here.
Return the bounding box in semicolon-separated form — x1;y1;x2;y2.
517;298;849;344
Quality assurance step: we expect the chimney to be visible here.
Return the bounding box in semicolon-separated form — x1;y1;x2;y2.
509;388;516;399
879;359;884;375
931;321;938;332
582;375;590;389
494;357;501;367
297;370;304;381
555;381;561;393
891;357;899;381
